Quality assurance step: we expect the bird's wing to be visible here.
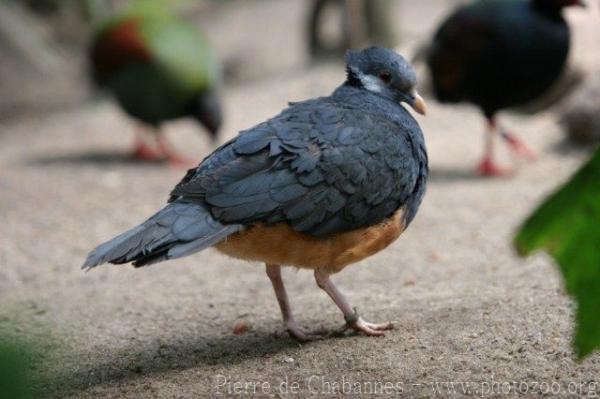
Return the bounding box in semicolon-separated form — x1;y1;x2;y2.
91;8;216;93
142;18;218;92
170;100;423;237
427;4;499;96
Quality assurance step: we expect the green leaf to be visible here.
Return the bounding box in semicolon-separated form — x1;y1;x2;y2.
515;148;600;359
0;339;30;399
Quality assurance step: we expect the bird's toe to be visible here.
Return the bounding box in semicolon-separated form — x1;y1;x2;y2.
364;320;394;331
504;134;538;161
167;156;196;170
476;159;513;178
285;321;326;342
347;318;394;337
131;143;164;162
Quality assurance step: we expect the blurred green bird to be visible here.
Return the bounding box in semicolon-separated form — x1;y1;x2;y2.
90;2;222;165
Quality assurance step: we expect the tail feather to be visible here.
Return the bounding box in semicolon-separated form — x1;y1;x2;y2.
82;202;242;270
131;225;239;267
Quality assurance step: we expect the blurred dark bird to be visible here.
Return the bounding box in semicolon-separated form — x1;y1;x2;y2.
83;47;428;341
307;0;396;59
424;0;584;176
90;3;222;165
560;78;600;146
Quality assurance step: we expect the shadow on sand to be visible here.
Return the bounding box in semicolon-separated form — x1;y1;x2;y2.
548;138;597;157
50;331;308;396
27;150;167;167
427;166;487;183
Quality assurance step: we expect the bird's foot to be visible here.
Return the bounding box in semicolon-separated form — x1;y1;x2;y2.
165;154;196;169
156;139;195;169
343;309;393;337
346;317;394;337
476;158;512;177
285;318;393;341
285;320;327;342
131;142;163;162
503;133;538;161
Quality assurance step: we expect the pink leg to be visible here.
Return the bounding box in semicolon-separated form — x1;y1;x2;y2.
477;118;512;177
156;130;194;168
131;126;163;162
314;269;393;336
500;130;538;161
266;264;321;342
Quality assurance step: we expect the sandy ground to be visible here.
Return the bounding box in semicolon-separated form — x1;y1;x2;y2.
1;1;600;398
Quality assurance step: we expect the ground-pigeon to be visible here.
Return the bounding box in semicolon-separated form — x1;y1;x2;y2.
90;2;222;165
424;0;584;176
83;47;428;341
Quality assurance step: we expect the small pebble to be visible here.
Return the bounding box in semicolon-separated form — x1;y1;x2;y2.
232;321;248;335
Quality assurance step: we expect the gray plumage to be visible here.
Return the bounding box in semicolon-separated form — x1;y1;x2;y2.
83;203;242;268
83;46;428;270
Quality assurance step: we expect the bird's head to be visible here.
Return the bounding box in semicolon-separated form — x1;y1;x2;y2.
345;47;427;115
194;90;223;141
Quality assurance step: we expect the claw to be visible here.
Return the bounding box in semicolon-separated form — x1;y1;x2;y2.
285;318;393;341
165;154;195;169
477;158;512;177
131;142;163;162
156;134;195;169
286;321;326;342
346;317;394;336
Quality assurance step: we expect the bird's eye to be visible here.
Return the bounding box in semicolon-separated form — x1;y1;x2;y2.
379;71;392;83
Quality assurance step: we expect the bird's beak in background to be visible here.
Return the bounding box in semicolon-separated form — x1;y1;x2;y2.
411;91;427;116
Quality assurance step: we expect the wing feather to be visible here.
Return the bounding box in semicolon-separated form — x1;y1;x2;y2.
170;98;422;237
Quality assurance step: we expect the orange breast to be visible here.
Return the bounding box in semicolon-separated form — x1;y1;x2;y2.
215;209;406;274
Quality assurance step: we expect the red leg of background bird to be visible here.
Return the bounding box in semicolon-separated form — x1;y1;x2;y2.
500;130;538;161
131;126;163;162
266;264;321;342
477;118;511;177
155;130;194;168
314;270;393;336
